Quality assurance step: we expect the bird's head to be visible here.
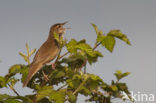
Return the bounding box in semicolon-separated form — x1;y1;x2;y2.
50;21;69;35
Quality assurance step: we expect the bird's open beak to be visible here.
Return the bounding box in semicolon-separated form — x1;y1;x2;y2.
62;21;71;30
65;27;71;30
62;21;69;25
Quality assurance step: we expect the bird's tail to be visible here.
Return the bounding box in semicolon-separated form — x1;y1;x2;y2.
23;64;42;87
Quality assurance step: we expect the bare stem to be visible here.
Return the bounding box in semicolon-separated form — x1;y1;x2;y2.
93;42;101;50
73;75;88;95
8;84;20;96
54;49;62;64
27;57;30;65
58;52;69;59
57;84;68;91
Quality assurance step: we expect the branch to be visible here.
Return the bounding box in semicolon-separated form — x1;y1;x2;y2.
58;52;69;59
54;49;62;64
93;42;101;50
8;84;20;96
73;75;88;95
57;84;68;91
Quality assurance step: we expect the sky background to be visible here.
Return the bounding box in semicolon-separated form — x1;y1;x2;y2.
0;0;156;103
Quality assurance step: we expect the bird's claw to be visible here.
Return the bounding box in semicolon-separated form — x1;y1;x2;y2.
52;63;56;69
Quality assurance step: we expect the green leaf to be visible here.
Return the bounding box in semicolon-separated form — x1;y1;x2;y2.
91;23;99;35
110;85;118;91
86;74;103;90
53;32;66;48
55;71;65;78
76;43;95;57
10;78;19;87
19;52;29;63
62;54;86;63
26;43;30;56
49;90;65;103
19;52;27;59
61;54;85;69
37;86;53;101
107;30;131;45
89;74;102;81
66;39;77;53
20;65;29;82
29;48;36;56
122;72;131;78
0;94;10;100
53;32;60;42
15;96;33;103
95;51;103;57
77;39;86;44
87;80;99;90
9;65;21;74
0;76;6;88
66;39;95;57
19;43;36;64
67;91;77;103
96;34;106;44
67;74;82;88
79;86;91;96
60;39;67;47
37;98;51;103
3;65;21;85
114;70;122;81
4;99;22;103
116;70;122;75
114;70;130;81
117;83;130;94
72;74;82;80
104;36;115;52
0;94;32;103
87;51;103;64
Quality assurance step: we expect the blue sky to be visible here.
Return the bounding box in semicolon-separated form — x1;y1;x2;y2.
0;1;156;103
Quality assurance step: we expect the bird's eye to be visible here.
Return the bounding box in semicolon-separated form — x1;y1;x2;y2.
58;25;61;28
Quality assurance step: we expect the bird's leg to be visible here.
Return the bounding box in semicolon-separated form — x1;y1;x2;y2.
42;70;49;82
51;63;56;69
46;62;56;69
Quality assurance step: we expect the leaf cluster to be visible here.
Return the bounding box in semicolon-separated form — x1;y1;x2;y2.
0;24;132;103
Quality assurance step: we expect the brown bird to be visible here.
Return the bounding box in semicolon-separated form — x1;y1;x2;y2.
23;22;68;87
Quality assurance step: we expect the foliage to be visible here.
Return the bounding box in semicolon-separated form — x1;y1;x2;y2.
0;24;132;103
19;43;36;65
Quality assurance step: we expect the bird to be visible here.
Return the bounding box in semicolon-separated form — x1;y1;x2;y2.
23;22;68;87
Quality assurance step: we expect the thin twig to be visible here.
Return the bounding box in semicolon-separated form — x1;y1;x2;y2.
58;51;69;59
8;84;20;96
57;84;68;91
84;65;86;74
93;42;101;50
73;75;88;95
80;59;87;70
54;49;62;64
33;97;37;103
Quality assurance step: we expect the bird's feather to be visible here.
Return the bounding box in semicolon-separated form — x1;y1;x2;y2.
23;63;42;87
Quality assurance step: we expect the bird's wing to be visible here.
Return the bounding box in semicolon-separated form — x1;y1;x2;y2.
23;41;59;87
32;41;59;65
23;63;42;87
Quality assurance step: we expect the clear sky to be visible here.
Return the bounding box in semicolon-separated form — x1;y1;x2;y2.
0;0;156;103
